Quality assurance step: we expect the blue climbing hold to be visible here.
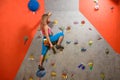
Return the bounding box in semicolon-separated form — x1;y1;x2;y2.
36;69;46;78
28;0;40;12
78;64;83;68
81;66;85;70
78;64;85;70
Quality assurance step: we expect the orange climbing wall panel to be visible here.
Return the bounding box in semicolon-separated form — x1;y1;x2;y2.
79;0;120;54
0;0;44;79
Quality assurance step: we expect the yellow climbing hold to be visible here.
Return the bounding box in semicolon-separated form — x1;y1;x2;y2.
100;72;105;79
88;40;93;46
62;73;67;79
51;71;56;77
88;62;93;67
94;0;98;3
53;20;58;25
29;76;33;80
29;54;34;60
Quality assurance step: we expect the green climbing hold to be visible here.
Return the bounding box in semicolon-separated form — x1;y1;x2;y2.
88;62;93;70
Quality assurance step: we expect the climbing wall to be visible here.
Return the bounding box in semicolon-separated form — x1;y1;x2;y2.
15;0;120;80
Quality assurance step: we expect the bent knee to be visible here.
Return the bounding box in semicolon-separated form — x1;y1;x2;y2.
59;32;64;37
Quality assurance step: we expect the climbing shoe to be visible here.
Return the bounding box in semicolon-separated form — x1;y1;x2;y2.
56;45;64;49
38;65;45;71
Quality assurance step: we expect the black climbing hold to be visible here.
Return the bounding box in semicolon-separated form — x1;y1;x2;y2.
105;48;109;54
81;48;87;52
24;36;28;45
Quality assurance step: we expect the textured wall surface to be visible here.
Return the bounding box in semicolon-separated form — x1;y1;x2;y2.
0;0;44;79
15;0;120;80
79;0;120;53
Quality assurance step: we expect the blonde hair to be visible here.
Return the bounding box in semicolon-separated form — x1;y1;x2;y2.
40;14;49;28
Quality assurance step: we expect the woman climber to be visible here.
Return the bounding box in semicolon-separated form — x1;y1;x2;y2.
38;12;64;70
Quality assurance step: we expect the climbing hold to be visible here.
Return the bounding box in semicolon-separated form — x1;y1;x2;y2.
78;64;83;68
71;73;74;77
66;26;71;32
94;0;98;3
28;0;40;12
29;76;33;80
74;40;78;45
88;40;93;46
59;48;64;51
53;20;58;25
36;69;46;78
59;26;65;31
110;6;114;10
51;62;56;68
23;76;26;80
51;71;57;77
81;48;87;52
88;62;94;70
97;37;102;40
73;21;79;24
95;4;99;10
62;72;68;79
89;28;92;31
105;48;109;54
24;36;28;45
100;72;105;80
110;6;114;12
78;64;85;70
81;65;85;70
59;51;63;54
28;53;34;60
81;20;85;25
66;40;71;44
